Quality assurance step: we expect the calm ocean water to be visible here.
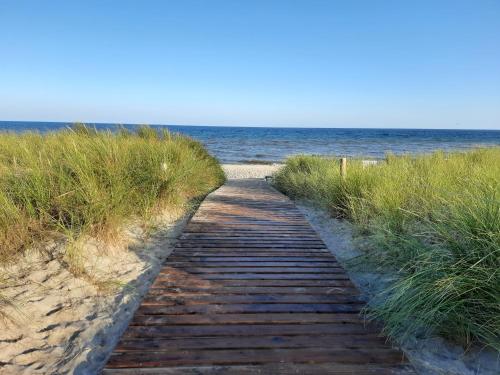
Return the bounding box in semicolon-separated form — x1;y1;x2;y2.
1;121;500;164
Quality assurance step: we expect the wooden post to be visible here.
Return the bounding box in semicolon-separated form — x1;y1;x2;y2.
340;157;347;179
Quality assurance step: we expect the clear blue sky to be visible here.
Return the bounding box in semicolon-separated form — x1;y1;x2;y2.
1;0;499;129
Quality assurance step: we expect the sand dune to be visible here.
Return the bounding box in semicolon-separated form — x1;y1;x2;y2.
0;213;189;374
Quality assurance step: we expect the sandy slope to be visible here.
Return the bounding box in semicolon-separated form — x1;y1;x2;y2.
0;212;189;374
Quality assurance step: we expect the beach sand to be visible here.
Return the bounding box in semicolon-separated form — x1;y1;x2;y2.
0;211;190;374
222;163;283;179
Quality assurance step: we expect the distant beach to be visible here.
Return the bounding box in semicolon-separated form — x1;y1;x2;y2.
1;121;500;164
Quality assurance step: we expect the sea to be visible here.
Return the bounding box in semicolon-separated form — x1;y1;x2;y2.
1;121;499;164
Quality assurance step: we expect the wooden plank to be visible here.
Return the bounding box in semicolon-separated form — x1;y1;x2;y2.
182;232;321;236
177;240;326;245
121;323;380;338
114;334;386;351
147;286;359;295
156;273;351;280
167;256;337;262
151;279;356;287
135;303;364;315
179;238;324;242
184;226;319;231
175;244;328;248
189;223;304;226
129;312;364;325
166;261;341;267
160;266;346;273
180;233;319;238
168;254;334;258
173;249;331;254
103;363;414;375
106;348;406;368
141;294;362;305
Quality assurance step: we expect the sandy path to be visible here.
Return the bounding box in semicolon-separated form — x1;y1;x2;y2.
222;163;282;179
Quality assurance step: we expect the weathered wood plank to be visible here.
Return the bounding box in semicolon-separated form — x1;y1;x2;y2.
147;286;359;295
121;323;380;338
103;363;414;375
106;347;406;368
151;279;356;288
129;312;364;325
141;293;362;305
156;273;350;280
167;256;337;262
166;261;341;267
160;266;346;273
135;303;364;315
114;334;386;351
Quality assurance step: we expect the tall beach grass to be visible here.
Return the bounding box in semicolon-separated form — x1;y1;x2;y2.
0;125;225;263
274;148;500;350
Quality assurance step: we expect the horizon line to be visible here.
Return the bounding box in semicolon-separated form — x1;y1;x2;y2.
1;119;499;132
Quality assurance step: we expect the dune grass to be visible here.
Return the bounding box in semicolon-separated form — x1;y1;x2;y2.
274;148;500;351
0;124;225;264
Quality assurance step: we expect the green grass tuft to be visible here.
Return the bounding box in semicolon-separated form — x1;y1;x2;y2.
274;148;500;350
0;125;225;262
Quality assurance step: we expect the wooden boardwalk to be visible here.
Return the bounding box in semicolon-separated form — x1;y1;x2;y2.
104;179;413;374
